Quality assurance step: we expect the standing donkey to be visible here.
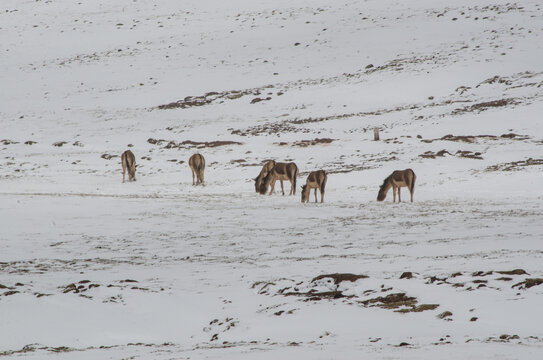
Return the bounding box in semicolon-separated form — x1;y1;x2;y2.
121;150;136;183
301;170;327;203
254;160;276;193
259;162;298;196
189;153;205;185
377;169;416;202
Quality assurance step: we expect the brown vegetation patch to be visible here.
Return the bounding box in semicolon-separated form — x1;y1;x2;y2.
400;272;413;279
231;122;302;136
251;97;272;104
1;139;19;145
311;273;368;285
157;87;267;110
396;304;439;313
147;138;242;149
452;98;519;114
282;290;349;301
497;269;528;276
421;133;528;144
24;140;37;145
456;150;483;159
276;138;335;147
53;141;68;147
314;163;374;176
512;278;543;289
101;153;118;160
419;150;451;159
486;158;543;171
420;149;483;160
360;292;417;310
437;311;453;319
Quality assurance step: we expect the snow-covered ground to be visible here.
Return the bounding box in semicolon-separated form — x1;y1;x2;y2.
1;0;543;358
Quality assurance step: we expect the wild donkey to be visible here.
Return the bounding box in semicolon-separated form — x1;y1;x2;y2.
301;170;327;203
189;153;205;185
121;150;136;183
254;160;276;193
259;162;298;196
377;169;416;202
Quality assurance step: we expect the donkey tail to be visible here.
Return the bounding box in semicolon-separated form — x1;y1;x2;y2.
321;171;327;193
124;153;131;174
293;164;298;195
410;170;416;194
198;155;205;182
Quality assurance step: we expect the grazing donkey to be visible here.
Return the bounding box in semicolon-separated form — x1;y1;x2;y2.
121;150;136;183
189;153;205;185
254;160;276;193
259;162;298;196
301;170;327;203
377;169;416;202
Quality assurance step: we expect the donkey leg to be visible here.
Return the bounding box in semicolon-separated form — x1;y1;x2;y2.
314;188;318;202
191;169;195;185
398;188;402;203
280;180;285;195
269;180;275;195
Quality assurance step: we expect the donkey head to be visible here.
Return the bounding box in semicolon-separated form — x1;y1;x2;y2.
301;185;309;203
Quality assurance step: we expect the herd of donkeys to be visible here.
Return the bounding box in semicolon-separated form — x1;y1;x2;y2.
120;150;416;203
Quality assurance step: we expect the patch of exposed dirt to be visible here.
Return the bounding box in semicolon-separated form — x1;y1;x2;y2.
276;138;335;147
486;158;543;171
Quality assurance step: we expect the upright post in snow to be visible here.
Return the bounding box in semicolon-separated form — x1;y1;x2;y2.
373;127;380;141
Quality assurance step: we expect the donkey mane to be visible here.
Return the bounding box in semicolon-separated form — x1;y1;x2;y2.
380;174;392;190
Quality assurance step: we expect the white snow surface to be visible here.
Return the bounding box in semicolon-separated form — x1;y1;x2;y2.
1;0;543;358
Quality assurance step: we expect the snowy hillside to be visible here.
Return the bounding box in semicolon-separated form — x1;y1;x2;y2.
1;0;543;358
